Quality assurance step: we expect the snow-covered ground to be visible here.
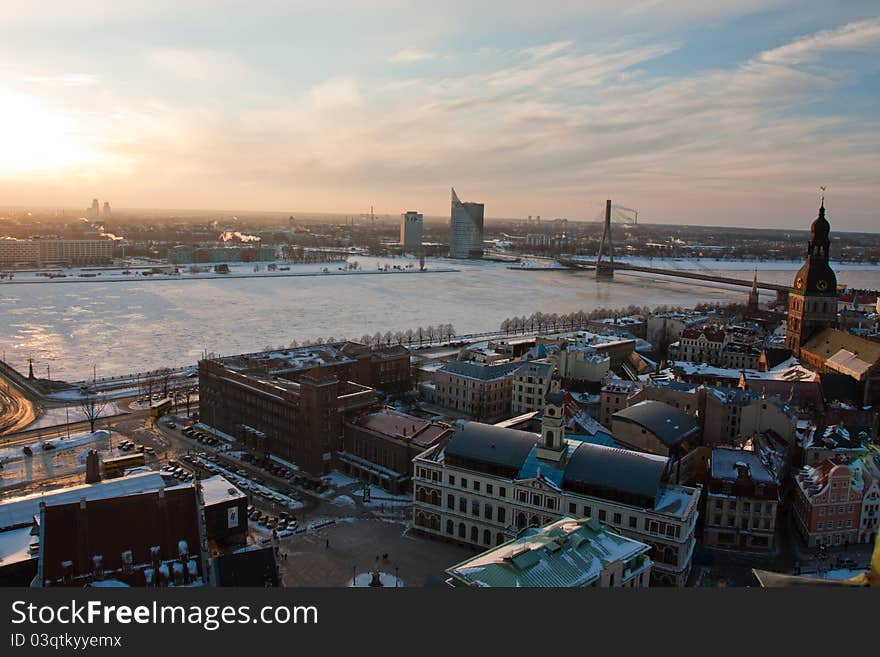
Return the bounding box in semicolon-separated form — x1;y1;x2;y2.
350;571;404;587
26;403;123;430
0;430;109;465
321;470;359;488
334;495;356;507
353;485;411;509
0;258;455;285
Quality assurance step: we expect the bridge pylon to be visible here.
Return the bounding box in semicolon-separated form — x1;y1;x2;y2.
596;199;614;278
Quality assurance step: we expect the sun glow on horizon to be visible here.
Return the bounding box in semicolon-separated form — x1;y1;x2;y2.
0;88;117;177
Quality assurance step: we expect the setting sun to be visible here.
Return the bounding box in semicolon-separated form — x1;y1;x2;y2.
0;89;101;175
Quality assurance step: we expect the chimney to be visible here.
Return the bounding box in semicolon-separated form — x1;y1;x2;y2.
85;449;101;484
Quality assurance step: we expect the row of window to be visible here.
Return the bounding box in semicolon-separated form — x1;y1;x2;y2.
712;515;772;530
712;498;776;514
816;520;853;531
818;504;856;517
447;474;507;498
435;489;682;540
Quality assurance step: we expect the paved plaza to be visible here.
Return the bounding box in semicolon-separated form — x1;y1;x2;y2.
279;518;474;588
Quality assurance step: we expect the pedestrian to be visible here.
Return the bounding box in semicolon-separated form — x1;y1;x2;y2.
325;538;330;549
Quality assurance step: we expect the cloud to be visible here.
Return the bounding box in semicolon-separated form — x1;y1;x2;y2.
2;8;878;228
761;16;880;65
388;47;436;64
147;48;252;81
307;76;362;110
23;74;100;87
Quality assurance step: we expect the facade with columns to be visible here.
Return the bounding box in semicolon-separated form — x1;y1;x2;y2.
412;380;701;586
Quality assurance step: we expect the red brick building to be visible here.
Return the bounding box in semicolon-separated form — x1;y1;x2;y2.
793;457;864;548
209;341;411;394
37;487;205;587
199;360;378;475
341;408;453;493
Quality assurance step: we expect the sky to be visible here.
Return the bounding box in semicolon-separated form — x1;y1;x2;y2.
0;1;878;230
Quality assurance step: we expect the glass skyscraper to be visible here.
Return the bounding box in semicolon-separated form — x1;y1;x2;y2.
449;187;484;258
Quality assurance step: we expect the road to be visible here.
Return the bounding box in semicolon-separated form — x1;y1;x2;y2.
0;375;37;436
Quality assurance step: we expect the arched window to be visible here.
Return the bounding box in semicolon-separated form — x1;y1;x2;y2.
483;529;491;545
446;519;454;535
516;512;527;529
496;532;505;545
470;526;479;543
458;523;466;538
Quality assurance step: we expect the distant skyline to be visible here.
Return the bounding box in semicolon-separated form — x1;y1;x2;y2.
0;1;879;230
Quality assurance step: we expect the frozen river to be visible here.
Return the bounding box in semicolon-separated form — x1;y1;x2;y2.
2;256;879;381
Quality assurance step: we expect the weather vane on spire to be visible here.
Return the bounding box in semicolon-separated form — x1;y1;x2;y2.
819;185;826;206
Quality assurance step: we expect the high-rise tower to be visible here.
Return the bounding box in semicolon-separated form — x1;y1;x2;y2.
400;211;423;249
449;188;484;259
785;198;838;355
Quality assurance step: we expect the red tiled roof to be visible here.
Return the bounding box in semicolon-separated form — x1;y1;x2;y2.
354;409;451;448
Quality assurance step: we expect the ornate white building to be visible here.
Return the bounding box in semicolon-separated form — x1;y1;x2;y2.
412;382;702;586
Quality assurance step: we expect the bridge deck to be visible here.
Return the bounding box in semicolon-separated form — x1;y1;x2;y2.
558;258;789;292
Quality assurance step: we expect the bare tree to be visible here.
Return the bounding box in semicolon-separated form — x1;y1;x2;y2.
159;368;172;398
182;386;196;417
80;392;107;434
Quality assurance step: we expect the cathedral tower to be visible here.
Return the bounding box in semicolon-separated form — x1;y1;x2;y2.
785;198;838;355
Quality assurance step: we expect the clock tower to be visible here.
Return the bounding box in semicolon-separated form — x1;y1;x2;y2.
785;198;837;355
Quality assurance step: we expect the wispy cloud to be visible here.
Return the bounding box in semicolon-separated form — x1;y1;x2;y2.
0;5;877;228
388;47;436;64
23;74;100;87
146;48;252;81
761;16;880;65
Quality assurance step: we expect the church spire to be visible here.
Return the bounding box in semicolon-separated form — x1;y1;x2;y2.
747;269;759;311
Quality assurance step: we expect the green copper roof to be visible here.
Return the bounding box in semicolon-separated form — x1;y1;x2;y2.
445;517;651;588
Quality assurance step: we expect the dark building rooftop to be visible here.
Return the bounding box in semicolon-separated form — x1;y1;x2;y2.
562;442;668;502
444;422;537;478
613;400;700;447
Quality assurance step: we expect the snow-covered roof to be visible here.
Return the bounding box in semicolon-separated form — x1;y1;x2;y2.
199;475;246;506
0;525;35;567
445;517;651;587
0;471;167;531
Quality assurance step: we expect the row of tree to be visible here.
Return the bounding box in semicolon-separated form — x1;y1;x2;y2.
263;324;459;352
